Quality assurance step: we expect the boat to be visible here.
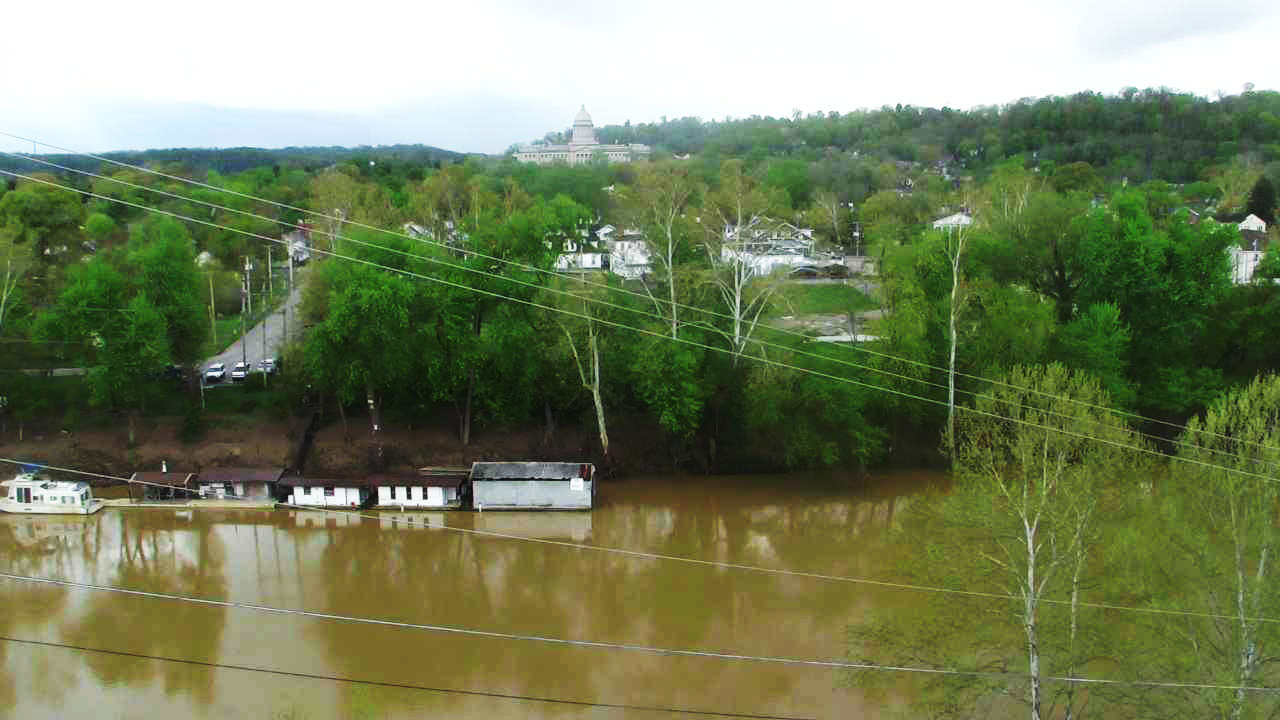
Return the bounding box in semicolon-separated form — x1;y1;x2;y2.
1;473;105;515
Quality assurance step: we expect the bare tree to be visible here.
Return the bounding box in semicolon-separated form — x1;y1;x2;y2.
0;222;32;336
942;222;970;455
626;165;700;339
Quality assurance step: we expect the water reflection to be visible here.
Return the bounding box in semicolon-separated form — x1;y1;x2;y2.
0;471;937;719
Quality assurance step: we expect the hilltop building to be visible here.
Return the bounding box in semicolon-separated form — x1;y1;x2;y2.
515;107;651;166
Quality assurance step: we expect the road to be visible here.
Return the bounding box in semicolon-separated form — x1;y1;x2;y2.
202;283;302;383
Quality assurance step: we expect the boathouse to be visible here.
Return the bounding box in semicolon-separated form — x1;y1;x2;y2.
468;462;595;510
195;467;284;500
370;472;463;509
280;477;371;508
130;471;196;502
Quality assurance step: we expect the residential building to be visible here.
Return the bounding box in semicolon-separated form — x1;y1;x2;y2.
1239;214;1268;234
514;107;651;166
932;212;973;231
281;477;371;508
195;467;283;501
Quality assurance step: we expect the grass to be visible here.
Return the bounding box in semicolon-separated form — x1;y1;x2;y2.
771;282;877;317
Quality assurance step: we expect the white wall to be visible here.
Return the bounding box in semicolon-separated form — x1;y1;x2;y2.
290;486;365;507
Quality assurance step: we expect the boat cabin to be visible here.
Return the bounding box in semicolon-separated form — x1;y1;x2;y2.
469;462;595;510
195;467;284;500
2;473;103;515
370;473;463;509
280;477;371;508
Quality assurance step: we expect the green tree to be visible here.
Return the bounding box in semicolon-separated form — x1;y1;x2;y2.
1158;375;1280;720
126;217;208;365
1245;175;1276;225
850;365;1144;720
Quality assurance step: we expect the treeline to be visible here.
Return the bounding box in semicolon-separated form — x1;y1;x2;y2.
5;143;465;179
2;86;1280;472
596;88;1280;185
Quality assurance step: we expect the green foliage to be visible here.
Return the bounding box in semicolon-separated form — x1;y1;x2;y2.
1246;174;1277;224
1052;302;1136;408
629;335;709;438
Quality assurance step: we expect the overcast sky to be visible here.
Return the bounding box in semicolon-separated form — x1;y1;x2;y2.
3;0;1278;155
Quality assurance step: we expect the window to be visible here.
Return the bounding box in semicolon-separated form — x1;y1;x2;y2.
324;487;335;497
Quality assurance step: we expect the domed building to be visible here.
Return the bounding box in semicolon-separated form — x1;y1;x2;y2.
515;106;651;166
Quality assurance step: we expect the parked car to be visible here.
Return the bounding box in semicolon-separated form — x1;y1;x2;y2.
258;357;277;375
230;362;251;382
204;363;226;383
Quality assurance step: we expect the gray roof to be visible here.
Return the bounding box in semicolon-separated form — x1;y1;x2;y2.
197;467;284;484
132;472;196;488
469;462;592;481
279;477;371;488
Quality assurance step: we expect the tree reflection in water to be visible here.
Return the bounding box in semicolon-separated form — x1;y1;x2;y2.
56;512;229;708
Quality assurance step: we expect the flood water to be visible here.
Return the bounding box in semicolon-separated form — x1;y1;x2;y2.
0;472;939;719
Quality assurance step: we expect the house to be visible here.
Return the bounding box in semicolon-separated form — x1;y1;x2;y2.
469;462;595;510
608;238;652;279
195;467;284;501
932;212;973;232
1229;245;1267;285
1239;214;1268;234
370;472;464;509
284;229;311;265
280;477;371;508
130;470;196;502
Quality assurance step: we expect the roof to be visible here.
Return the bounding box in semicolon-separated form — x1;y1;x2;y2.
366;473;462;488
131;472;195;488
279;476;371;488
1239;214;1267;232
196;467;285;484
470;462;593;481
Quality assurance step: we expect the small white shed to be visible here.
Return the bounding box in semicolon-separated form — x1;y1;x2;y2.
281;477;370;508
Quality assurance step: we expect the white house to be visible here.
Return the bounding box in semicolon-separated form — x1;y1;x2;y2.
370;473;463;509
282;477;370;508
932;212;973;231
1229;246;1267;285
608;239;652;279
1239;214;1268;234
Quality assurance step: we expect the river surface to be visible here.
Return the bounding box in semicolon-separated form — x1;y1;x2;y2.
0;472;940;719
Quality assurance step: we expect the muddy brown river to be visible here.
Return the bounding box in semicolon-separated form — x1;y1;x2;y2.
0;472;939;719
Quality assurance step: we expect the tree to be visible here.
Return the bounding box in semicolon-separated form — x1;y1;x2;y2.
1245;175;1276;225
0;220;33;336
703;160;788;364
1164;375;1280;720
88;293;171;446
849;364;1144;720
126;217;208;365
623;164;702;338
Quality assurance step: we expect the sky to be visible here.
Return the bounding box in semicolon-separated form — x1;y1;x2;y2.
2;0;1279;155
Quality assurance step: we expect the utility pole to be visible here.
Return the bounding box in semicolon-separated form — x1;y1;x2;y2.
208;273;217;348
240;272;248;367
267;247;273;298
283;251;291;343
243;256;253;318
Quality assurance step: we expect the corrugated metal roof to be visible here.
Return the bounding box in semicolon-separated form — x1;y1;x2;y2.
131;472;195;488
197;467;284;484
469;462;591;481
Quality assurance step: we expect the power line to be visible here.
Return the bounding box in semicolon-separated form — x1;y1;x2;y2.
2;455;1278;627
9;150;1278;470
4;167;1275;489
0;634;813;719
1;134;1265;453
4;152;1276;471
1;572;1275;694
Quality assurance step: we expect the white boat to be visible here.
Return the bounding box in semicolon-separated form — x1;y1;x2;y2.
1;473;105;515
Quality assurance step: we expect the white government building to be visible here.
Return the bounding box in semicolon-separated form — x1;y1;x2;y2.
515;106;651;165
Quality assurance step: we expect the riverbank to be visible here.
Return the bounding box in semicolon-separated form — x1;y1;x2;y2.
0;408;680;483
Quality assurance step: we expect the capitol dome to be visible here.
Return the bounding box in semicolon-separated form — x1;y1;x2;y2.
571;105;597;145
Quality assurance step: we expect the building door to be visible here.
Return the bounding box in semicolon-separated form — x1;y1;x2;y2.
16;487;31;504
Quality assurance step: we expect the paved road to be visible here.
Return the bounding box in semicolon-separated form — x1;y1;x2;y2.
202;284;302;383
